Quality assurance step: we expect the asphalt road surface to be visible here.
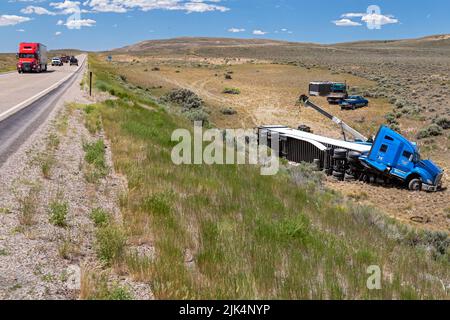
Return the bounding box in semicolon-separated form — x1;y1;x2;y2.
0;55;86;165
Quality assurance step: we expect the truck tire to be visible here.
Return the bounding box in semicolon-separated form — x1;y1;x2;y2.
347;151;361;162
332;171;344;180
408;178;422;191
344;173;356;181
333;149;347;159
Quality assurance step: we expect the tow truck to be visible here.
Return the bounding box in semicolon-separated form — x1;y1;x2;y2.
258;96;443;192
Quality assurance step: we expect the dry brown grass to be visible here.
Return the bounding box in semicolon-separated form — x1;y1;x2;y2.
0;54;16;73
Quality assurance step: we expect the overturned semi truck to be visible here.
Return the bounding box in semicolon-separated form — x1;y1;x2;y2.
257;97;443;192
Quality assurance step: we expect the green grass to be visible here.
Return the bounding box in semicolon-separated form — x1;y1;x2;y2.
80;265;133;300
95;224;126;266
83;139;109;183
83;104;103;135
90;208;111;227
48;200;68;227
86;54;449;300
222;87;241;95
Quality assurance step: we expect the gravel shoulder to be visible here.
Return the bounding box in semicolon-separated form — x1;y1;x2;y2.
0;63;152;299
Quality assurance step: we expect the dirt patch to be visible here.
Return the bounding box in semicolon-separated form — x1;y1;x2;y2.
326;178;449;233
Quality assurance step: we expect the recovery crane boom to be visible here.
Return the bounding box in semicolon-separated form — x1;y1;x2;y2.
299;95;369;142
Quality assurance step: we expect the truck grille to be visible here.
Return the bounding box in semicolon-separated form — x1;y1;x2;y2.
435;173;443;186
22;63;31;71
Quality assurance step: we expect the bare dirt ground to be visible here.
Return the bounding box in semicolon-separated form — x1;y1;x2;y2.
98;36;450;232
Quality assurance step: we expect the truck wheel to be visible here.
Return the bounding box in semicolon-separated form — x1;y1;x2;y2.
344;173;356;181
332;171;344;180
347;151;361;162
408;179;422;191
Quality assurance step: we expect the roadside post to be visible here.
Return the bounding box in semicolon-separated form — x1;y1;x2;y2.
89;71;93;97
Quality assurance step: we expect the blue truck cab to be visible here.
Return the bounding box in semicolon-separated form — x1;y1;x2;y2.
359;126;443;191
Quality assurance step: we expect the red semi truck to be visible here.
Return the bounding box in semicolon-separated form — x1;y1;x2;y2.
17;42;48;73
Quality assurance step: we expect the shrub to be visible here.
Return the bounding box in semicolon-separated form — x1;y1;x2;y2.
90;208;110;227
184;109;209;124
225;74;232;80
417;124;443;139
432;116;450;130
388;123;401;133
223;87;241;95
385;112;399;125
395;100;405;108
162;89;203;110
49;200;68;227
220;107;237;115
17;185;40;226
84;140;106;165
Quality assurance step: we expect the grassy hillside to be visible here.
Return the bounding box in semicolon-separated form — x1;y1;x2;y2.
0;54;16;73
85;54;449;299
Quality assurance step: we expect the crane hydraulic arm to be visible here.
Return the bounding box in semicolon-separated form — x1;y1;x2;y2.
299;95;369;142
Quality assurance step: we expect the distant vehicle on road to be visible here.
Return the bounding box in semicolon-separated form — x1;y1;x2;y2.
70;56;78;66
17;42;48;73
51;57;63;66
340;96;369;110
60;56;70;63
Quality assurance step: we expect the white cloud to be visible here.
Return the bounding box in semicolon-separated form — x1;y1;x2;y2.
21;6;56;16
228;27;245;33
50;1;84;15
335;9;399;28
361;13;398;26
0;15;31;27
65;18;96;29
55;31;62;35
252;29;268;35
57;19;64;25
82;0;229;14
341;13;365;18
332;19;362;27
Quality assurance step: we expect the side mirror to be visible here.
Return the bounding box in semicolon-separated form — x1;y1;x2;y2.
16;53;19;59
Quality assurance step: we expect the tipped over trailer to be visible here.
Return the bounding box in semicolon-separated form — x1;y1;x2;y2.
258;96;444;192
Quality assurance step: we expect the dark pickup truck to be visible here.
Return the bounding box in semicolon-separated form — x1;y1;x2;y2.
70;56;78;66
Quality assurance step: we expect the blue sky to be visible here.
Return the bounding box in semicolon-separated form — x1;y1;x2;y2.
0;0;449;52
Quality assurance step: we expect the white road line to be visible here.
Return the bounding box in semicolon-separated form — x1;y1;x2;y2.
0;56;85;123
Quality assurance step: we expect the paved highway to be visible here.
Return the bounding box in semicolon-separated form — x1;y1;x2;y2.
0;55;86;165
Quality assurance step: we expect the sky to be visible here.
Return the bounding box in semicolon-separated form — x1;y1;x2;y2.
0;0;449;52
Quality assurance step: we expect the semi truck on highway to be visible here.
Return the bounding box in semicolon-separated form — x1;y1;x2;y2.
258;96;443;192
17;43;48;73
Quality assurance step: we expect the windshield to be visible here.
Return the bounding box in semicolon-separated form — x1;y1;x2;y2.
19;53;36;59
